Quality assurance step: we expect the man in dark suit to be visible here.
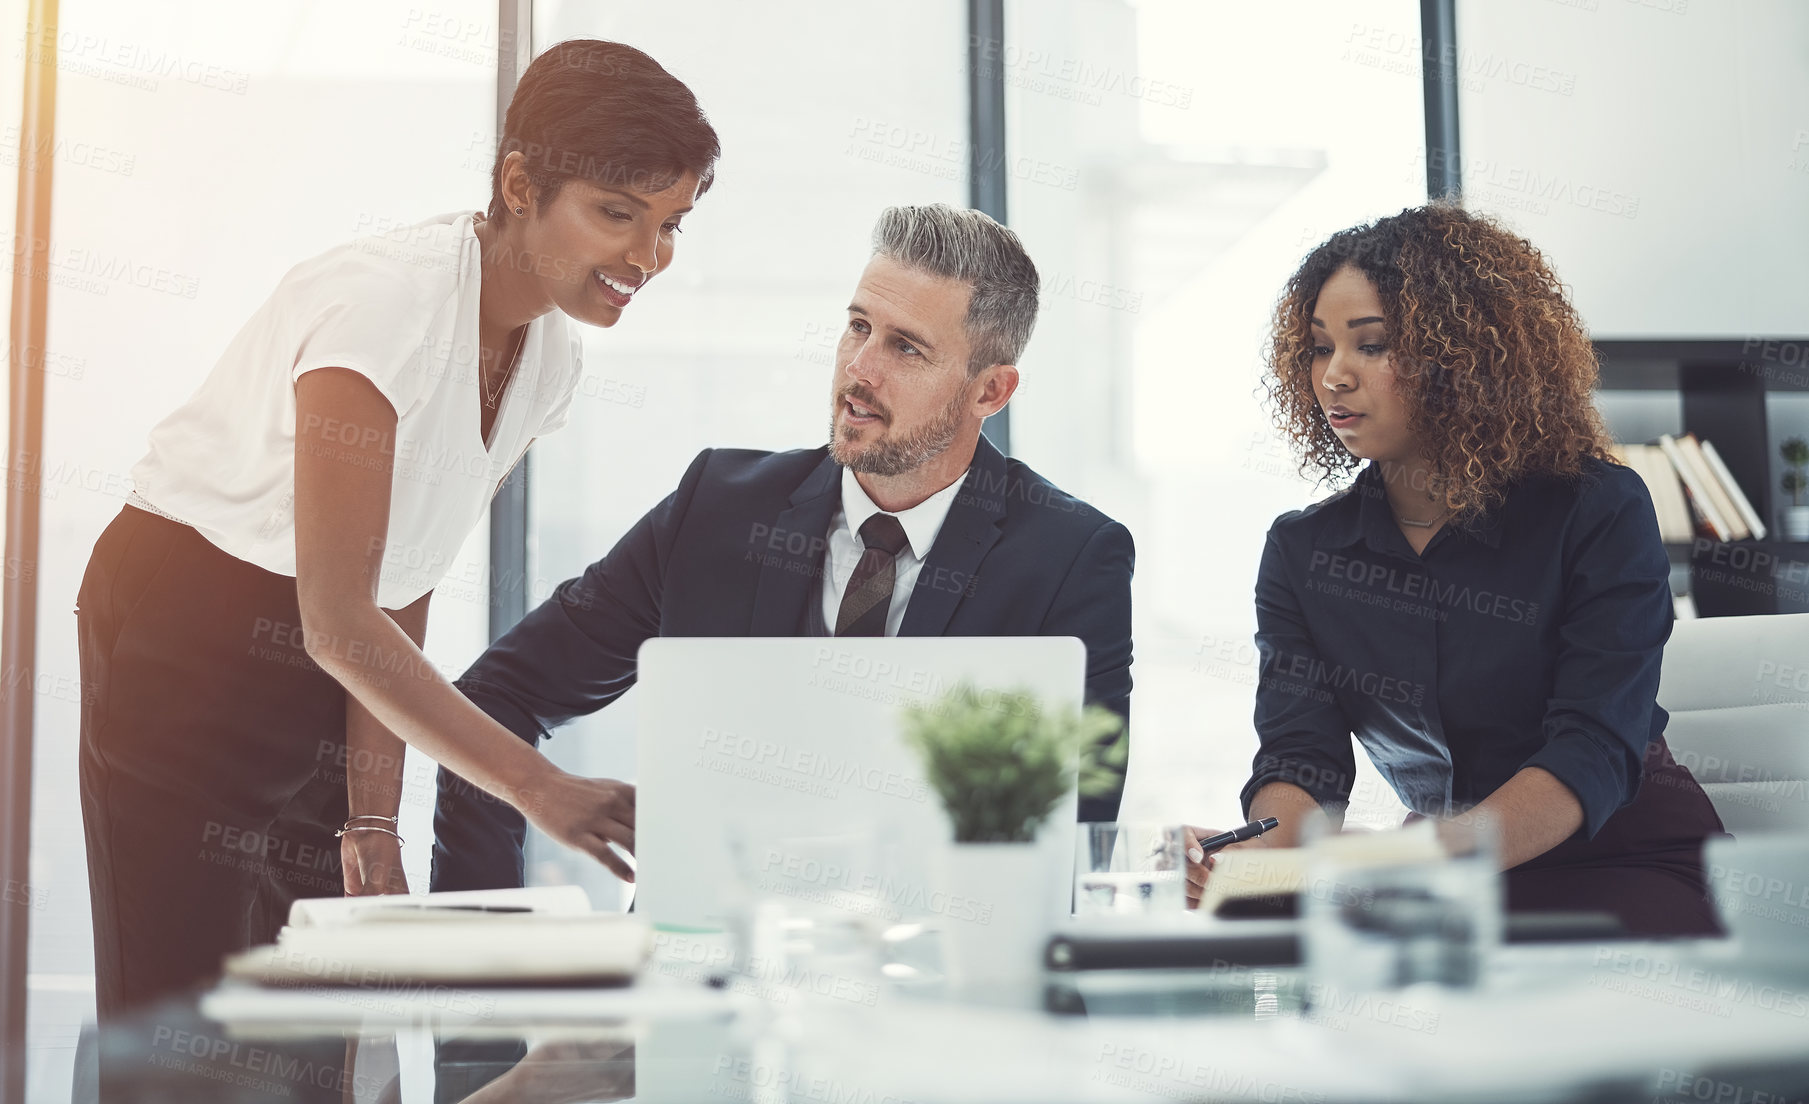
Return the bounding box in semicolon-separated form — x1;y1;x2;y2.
432;204;1134;891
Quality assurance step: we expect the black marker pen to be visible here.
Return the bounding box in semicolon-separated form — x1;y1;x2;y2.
1189;817;1280;860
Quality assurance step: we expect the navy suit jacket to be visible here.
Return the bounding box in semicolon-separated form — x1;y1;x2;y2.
431;435;1135;890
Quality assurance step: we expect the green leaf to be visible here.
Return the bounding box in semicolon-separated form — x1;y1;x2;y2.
900;684;1127;844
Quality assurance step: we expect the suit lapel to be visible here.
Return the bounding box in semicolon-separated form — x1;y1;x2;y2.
749;450;841;635
899;437;1008;637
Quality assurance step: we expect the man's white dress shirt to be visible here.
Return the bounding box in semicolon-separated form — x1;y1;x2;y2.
818;466;967;636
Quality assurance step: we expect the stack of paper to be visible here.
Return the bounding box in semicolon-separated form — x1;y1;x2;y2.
283;884;592;929
224;886;652;987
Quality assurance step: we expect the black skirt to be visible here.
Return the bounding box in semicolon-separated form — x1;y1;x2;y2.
78;505;352;1019
1505;737;1728;937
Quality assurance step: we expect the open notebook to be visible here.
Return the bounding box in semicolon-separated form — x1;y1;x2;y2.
1200;821;1449;916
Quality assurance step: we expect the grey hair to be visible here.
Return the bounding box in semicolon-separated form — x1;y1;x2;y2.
870;204;1040;376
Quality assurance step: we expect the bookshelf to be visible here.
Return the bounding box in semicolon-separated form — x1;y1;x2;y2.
1596;339;1809;617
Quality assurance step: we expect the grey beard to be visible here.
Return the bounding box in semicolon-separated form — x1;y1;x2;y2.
828;394;965;476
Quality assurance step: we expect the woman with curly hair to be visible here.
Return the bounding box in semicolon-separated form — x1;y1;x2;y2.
1189;204;1725;935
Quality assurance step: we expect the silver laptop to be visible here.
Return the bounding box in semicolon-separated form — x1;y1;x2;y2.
634;636;1086;932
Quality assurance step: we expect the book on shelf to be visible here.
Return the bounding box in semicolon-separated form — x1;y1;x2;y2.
1677;434;1750;541
1610;442;1694;542
1656;434;1737;542
1697;438;1768;540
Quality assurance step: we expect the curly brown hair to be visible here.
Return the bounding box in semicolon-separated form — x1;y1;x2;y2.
1264;203;1613;519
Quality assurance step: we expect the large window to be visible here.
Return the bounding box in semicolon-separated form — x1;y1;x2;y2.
520;0;969;904
25;2;495;1094
1002;0;1427;829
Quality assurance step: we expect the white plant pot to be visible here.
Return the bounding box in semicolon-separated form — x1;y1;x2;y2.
1784;506;1809;542
933;840;1055;1005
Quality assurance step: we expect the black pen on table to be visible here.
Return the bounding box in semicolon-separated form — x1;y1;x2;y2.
1186;817;1279;862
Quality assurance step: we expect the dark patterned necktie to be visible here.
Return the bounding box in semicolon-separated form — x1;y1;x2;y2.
834;513;909;637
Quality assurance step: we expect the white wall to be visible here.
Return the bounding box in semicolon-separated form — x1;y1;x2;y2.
1456;0;1809;338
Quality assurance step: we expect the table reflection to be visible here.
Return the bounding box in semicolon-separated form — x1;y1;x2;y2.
87;1003;644;1104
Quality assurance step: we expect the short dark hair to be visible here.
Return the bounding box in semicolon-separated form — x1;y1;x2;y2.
489;39;720;220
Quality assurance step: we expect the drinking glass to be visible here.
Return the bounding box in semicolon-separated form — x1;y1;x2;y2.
1073;823;1187;915
1302;816;1502;992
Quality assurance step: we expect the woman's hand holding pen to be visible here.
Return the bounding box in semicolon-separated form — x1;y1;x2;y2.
1182;826;1256;909
518;769;638;883
1181;817;1282;909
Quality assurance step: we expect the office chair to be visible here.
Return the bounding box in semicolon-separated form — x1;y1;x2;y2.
1658;612;1809;834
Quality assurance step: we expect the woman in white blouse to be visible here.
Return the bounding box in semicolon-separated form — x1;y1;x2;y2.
76;39;719;1018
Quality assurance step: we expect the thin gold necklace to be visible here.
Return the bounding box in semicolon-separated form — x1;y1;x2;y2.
1396;499;1449;528
483;325;527;409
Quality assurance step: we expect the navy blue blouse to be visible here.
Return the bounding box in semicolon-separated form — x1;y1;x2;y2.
1241;456;1673;840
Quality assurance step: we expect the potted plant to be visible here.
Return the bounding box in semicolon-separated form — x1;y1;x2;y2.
901;684;1124;999
1782;437;1809;540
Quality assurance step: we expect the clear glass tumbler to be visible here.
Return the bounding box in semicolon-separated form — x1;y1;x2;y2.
1073;823;1187;916
1302;816;1502;992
